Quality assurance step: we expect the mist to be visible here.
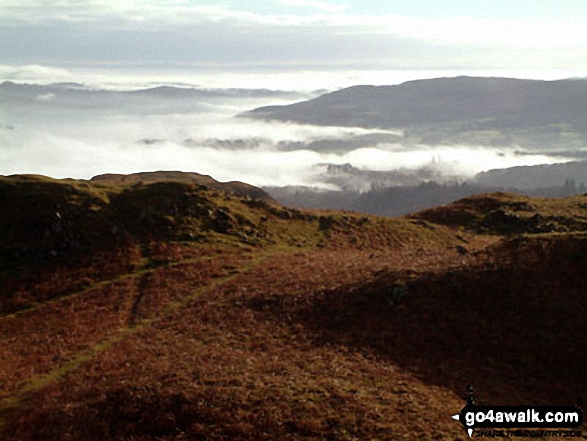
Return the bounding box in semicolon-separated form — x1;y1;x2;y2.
0;80;576;190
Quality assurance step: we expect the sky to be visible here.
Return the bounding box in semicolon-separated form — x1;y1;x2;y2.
1;0;586;89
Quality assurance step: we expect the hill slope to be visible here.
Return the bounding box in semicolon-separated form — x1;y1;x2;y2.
473;160;587;189
1;176;586;440
244;76;587;148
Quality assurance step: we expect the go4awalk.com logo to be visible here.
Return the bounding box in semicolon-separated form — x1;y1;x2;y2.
452;388;583;438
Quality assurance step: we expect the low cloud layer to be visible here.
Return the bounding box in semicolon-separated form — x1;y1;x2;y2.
0;81;576;190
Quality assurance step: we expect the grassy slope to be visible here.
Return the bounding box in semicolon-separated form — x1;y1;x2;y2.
1;178;585;440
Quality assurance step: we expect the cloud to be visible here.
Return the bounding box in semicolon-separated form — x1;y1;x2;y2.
1;1;586;82
0;65;72;83
35;93;56;101
0;18;431;69
280;0;349;13
0;1;298;27
3;0;586;47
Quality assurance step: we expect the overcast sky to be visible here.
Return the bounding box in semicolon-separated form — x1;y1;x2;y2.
1;0;586;88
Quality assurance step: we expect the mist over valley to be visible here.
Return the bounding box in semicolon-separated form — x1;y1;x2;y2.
3;77;585;193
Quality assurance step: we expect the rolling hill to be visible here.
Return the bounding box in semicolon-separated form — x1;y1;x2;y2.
244;76;587;149
1;173;586;440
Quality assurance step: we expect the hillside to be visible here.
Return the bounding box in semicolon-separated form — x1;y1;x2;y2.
244;76;587;149
1;175;586;440
474;160;587;189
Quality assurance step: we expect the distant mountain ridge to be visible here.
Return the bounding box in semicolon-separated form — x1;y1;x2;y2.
0;81;308;99
0;81;311;116
244;76;587;148
244;76;587;128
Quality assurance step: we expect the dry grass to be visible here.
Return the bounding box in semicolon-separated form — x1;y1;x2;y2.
1;177;585;440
